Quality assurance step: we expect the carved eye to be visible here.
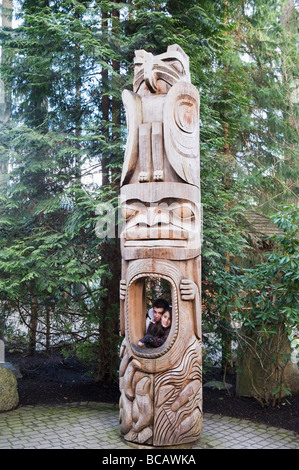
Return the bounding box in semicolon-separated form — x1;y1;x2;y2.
162;58;184;75
171;60;184;74
172;204;194;219
121;205;138;219
134;54;144;67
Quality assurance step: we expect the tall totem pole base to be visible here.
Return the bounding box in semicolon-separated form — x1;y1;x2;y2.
121;436;200;450
118;45;202;447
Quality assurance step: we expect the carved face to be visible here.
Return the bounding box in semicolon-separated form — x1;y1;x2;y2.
119;198;201;259
133;44;190;96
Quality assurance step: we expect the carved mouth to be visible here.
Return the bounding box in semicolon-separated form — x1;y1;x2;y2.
124;240;187;247
123;226;188;240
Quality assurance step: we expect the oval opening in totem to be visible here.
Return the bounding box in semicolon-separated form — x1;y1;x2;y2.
127;275;176;355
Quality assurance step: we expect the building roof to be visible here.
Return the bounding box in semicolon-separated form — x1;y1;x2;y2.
244;210;284;239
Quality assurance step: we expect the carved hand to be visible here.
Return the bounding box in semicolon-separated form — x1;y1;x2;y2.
120;280;127;300
180;279;198;301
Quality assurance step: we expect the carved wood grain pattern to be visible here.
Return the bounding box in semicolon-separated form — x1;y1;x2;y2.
120;182;200;204
151;121;164;180
153;339;202;446
119;337;202;446
119;46;202;447
120;90;142;186
164;82;200;187
119;340;154;445
138;123;152;182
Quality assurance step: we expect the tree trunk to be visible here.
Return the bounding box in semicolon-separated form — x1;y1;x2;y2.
101;9;110;187
45;305;51;353
28;297;38;355
0;0;12;124
0;0;12;338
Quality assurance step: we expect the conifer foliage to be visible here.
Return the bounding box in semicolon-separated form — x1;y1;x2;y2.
0;0;298;381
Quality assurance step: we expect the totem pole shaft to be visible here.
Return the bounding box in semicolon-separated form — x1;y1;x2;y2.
119;45;202;447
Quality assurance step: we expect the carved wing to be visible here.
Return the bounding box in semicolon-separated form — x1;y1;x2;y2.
163;82;200;187
121;90;142;187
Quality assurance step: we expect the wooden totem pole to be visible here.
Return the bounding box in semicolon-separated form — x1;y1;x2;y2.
119;45;202;447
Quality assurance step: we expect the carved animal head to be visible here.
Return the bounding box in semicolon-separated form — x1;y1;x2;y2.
133;44;190;96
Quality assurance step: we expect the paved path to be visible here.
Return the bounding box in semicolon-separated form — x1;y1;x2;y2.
0;402;298;450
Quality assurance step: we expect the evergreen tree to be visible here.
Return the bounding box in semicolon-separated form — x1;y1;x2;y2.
0;0;297;379
0;0;124;374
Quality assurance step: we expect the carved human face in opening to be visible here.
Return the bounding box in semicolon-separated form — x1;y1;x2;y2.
133;44;190;96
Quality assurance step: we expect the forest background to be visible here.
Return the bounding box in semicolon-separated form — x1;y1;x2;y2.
0;0;298;404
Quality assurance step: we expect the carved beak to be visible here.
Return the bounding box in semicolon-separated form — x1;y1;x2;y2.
143;53;157;93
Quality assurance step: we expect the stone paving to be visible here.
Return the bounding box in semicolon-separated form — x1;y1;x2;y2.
0;401;298;450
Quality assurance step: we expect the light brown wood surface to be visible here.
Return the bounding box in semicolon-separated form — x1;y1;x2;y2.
119;45;202;447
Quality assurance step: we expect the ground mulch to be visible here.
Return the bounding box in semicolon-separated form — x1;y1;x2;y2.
5;349;299;436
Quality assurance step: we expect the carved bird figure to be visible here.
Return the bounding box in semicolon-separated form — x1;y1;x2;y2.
121;45;200;188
